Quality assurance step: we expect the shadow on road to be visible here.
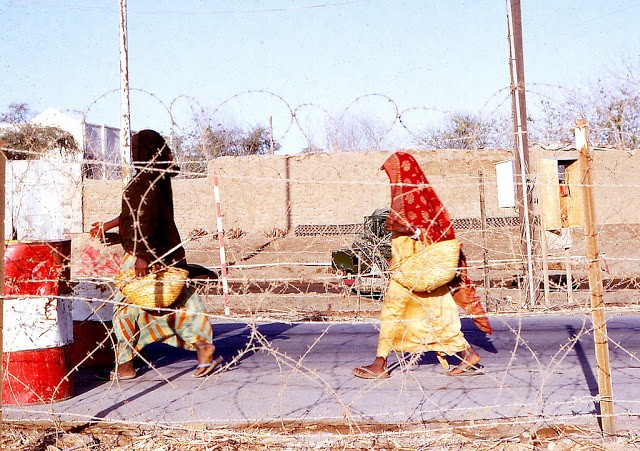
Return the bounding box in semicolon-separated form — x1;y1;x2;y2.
212;322;299;364
566;325;599;421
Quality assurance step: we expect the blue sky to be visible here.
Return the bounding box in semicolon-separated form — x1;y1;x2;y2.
2;0;639;153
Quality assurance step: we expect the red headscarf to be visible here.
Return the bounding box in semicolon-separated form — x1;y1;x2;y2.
382;152;492;334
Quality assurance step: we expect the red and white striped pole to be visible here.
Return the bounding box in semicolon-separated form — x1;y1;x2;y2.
213;171;230;316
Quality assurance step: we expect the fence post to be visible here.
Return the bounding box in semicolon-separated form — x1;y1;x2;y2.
574;119;615;434
478;171;490;307
213;171;230;316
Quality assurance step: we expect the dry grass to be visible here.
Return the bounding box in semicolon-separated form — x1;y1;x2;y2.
4;419;640;450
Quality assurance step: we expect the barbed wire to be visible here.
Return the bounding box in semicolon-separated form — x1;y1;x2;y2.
3;90;640;449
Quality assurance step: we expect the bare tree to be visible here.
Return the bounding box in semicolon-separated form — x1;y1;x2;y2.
416;113;511;150
171;110;282;177
531;62;640;149
0;102;33;124
189;123;278;158
325;113;390;152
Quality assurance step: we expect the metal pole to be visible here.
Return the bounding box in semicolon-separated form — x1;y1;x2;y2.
575;119;615;434
119;0;132;185
506;0;536;306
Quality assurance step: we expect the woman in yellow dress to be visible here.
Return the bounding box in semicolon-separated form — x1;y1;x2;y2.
352;152;491;379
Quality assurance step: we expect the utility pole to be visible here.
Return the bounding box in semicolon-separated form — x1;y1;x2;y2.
507;0;537;306
119;0;132;185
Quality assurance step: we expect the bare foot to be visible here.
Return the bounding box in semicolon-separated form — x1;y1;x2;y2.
193;341;216;377
352;356;389;379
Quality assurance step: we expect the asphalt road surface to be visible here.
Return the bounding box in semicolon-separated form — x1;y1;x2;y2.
6;313;640;432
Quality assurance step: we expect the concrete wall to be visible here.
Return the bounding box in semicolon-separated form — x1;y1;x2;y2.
83;178;215;236
83;146;640;236
207;149;517;233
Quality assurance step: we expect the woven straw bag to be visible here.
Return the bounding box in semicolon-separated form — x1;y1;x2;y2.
391;239;461;292
115;266;189;309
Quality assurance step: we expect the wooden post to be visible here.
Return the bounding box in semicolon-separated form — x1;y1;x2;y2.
575;119;615;434
478;171;491;307
212;172;230;316
540;225;550;306
565;248;573;303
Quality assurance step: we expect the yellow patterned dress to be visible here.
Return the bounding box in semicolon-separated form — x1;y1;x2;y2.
376;234;471;369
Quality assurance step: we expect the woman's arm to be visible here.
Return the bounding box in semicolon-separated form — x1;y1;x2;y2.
90;216;150;277
89;216;120;239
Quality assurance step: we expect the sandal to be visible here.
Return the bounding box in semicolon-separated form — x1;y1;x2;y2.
96;370;137;381
352;366;390;380
447;363;485;377
193;356;225;378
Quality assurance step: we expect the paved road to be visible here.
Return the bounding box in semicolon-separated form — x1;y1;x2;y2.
6;313;640;430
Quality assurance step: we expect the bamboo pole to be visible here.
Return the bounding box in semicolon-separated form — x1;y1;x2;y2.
575;119;615;434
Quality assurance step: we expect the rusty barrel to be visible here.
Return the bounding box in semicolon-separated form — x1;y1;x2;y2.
69;280;115;368
2;240;74;405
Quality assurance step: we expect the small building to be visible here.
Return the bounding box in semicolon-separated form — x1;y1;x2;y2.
32;108;123;180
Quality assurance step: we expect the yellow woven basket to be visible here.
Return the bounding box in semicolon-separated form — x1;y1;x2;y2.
391;239;461;292
115;266;189;309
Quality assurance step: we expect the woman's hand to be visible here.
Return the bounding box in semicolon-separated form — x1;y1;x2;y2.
89;222;104;239
90;217;119;240
134;257;150;277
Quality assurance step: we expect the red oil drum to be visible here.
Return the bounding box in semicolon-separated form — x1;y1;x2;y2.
68;238;121;369
2;240;74;405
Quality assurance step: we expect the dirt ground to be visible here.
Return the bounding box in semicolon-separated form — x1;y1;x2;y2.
5;418;639;450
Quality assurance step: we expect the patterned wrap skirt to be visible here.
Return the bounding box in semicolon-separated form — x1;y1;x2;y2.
113;254;213;364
